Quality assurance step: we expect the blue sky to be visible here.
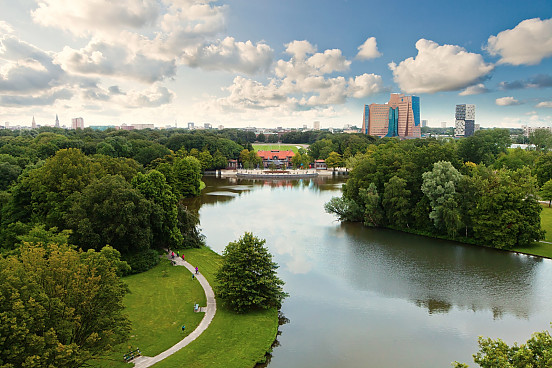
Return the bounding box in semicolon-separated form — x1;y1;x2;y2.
0;0;551;129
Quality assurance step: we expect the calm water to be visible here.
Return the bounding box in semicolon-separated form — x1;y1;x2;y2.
194;176;552;368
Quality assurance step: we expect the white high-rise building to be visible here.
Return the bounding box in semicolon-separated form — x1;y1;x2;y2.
455;104;475;137
313;121;320;130
71;117;84;130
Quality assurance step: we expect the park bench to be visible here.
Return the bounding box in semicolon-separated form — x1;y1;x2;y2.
123;348;141;362
194;303;199;312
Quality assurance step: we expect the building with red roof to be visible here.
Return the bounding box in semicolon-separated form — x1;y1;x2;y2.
256;150;295;169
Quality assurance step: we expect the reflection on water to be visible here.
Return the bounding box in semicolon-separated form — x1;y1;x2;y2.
196;177;552;368
335;222;542;319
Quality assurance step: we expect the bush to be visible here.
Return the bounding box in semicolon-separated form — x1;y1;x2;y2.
123;248;160;274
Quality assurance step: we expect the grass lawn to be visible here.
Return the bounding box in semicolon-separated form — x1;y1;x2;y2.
93;258;205;367
151;247;279;368
94;247;279;368
252;143;302;153
512;204;552;259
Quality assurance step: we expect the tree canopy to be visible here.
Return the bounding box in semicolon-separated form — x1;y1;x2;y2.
216;233;288;313
0;244;130;367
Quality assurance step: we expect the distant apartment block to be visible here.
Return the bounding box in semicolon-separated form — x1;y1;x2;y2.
441;122;447;128
454;104;475;137
72;117;84;130
522;125;552;137
362;93;421;138
313;121;320;130
421;120;427;128
204;123;212;129
187;122;194;130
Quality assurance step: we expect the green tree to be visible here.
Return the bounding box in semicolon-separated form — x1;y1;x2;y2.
212;150;228;170
65;175;153;253
453;326;552;368
529;128;552;151
540;179;552;207
132;170;183;249
216;233;288;313
199;149;213;171
0;244;130;367
325;151;343;171
359;183;384;227
324;196;364;222
472;167;544;248
421;161;463;237
174;156;202;197
382;176;411;228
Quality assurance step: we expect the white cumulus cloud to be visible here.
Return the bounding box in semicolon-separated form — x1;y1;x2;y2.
356;37;382;60
536;101;552;108
459;83;489;96
496;96;522;106
31;0;160;37
486;17;552;65
388;39;494;94
182;37;273;74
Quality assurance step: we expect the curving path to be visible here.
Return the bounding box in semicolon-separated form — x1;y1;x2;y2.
132;255;217;368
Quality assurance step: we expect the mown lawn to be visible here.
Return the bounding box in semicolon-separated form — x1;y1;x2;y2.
252;143;302;153
92;258;205;367
151;247;279;368
94;248;279;368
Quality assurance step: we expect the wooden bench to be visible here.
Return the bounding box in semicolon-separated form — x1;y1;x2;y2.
123;348;141;362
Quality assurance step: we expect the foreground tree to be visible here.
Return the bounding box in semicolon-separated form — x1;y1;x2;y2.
453;325;552;368
0;244;130;367
216;233;288;313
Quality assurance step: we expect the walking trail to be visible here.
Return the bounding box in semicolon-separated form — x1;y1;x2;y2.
131;255;217;368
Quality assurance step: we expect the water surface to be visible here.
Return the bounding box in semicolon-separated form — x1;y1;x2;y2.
194;176;552;368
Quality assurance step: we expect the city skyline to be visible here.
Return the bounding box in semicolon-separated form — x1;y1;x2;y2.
0;0;552;128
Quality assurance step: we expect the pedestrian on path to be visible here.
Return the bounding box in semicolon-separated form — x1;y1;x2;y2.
181;254;185;261
195;266;199;274
171;252;175;259
192;273;195;280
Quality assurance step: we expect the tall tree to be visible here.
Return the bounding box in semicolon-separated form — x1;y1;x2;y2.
529;128;552;151
216;233;287;313
65;175;153;253
382;176;411;228
421;161;463;236
0;244;130;367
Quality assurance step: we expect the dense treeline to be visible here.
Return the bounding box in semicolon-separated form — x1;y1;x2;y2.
326;129;548;249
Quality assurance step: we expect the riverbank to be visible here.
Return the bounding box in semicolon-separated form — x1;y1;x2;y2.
94;247;279;368
149;247;279;368
217;168;348;178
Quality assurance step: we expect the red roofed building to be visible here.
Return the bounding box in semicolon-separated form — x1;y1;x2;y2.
257;150;295;169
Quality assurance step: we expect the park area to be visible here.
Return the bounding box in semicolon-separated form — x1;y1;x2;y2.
94;248;278;368
513;204;552;259
252;144;305;153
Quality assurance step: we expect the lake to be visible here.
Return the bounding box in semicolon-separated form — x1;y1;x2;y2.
194;176;552;368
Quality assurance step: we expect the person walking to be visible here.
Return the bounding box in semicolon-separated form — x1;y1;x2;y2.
182;254;185;261
195;266;199;274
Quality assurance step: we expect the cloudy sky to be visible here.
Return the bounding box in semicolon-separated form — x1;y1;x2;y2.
1;0;552;129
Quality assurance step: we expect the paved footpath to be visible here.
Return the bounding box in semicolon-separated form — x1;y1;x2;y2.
132;255;217;368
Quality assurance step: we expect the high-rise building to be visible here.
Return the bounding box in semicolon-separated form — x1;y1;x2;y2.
71;117;84;130
362;93;421;138
455;104;475;137
313;121;320;130
421;120;427;128
188;122;194;130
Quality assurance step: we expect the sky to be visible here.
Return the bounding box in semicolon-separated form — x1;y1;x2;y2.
1;0;552;129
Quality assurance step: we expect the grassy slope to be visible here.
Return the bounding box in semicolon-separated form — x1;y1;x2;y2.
513;205;552;258
151;247;279;368
93;259;205;367
252;144;301;153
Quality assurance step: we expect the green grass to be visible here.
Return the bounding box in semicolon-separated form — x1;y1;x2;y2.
94;248;279;368
540;204;552;242
151;247;279;368
92;258;205;367
252;143;302;153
